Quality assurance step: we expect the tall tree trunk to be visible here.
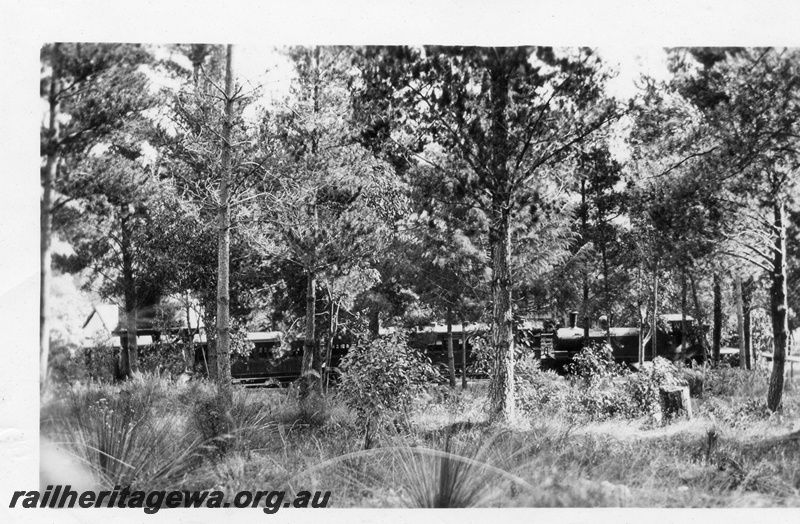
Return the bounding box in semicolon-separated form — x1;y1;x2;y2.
302;45;323;397
581;178;590;347
637;265;644;366
736;276;745;369
486;57;515;422
767;200;788;412
582;284;590;347
215;44;235;405
204;307;217;379
602;257;611;343
461;320;468;390
300;267;318;400
652;260;659;360
446;306;456;389
681;269;687;360
601;225;611;343
488;210;515;421
637;297;644;366
312;313;323;385
120;208;138;378
689;271;711;361
323;295;339;393
184;293;194;373
743;276;753;370
41;167;54;388
713;273;722;362
40;43;61;392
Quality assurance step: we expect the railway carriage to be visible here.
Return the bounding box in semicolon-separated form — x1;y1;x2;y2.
102;307;703;385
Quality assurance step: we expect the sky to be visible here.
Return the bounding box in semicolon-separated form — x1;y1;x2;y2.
229;45;672;106
601;47;672;100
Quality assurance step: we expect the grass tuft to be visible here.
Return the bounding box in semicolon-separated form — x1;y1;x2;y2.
46;392;202;490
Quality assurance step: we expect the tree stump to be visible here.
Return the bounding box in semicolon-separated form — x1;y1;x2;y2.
659;385;692;421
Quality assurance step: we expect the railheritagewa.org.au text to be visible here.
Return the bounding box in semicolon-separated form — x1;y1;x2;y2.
9;485;331;513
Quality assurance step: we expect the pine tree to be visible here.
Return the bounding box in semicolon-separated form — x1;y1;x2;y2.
257;46;401;400
40;43;152;388
357;46;618;420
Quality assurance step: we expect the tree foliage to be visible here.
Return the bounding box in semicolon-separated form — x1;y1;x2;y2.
43;43;157;382
356;46;619;419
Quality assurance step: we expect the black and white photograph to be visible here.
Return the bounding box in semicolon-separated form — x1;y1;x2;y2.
3;1;800;521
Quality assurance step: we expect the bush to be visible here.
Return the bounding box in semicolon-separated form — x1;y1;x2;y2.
54;339;119;383
515;354;564;415
558;344;632;419
338;332;439;446
575;387;636;420
515;348;695;422
48;340;88;384
465;332;493;376
624;357;687;419
137;340;191;376
515;347;637;421
566;343;627;384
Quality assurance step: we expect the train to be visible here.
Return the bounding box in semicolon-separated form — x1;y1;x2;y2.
201;312;705;386
406;312;704;376
96;297;704;384
225;332;352;387
541;312;705;367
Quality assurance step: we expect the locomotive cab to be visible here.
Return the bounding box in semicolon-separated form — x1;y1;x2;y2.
546;312;704;367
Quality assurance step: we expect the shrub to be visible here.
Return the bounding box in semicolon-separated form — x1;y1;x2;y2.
468;333;532;378
137;340;191;376
48;340;87;384
566;342;627;384
465;332;493;376
624;357;687;419
76;340;119;382
515;354;564;415
338;332;439;447
556;343;633;420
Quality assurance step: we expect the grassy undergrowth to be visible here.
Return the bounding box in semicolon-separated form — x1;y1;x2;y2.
41;365;800;508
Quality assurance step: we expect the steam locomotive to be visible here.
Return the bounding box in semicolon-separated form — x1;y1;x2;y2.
405;312;704;377
541;312;705;367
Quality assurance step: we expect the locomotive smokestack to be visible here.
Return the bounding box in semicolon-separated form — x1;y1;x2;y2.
569;311;578;329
